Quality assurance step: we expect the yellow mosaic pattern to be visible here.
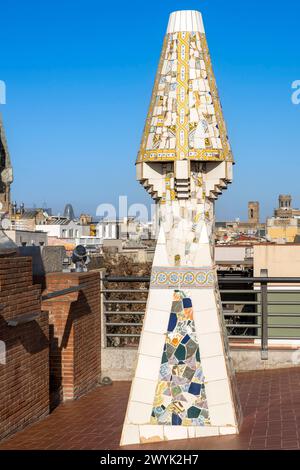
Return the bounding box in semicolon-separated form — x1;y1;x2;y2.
137;31;233;163
176;32;189;160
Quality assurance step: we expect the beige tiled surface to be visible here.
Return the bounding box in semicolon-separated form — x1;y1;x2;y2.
130;378;157;405
138;331;166;358
127;402;153;425
201;355;228;383
143;308;170;334
135;355;162;381
208;402;236;427
198;332;224;359
205;379;232;406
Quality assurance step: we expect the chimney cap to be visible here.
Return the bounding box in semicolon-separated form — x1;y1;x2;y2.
167;10;205;34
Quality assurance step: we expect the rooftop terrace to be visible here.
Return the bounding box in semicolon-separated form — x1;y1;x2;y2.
1;368;300;451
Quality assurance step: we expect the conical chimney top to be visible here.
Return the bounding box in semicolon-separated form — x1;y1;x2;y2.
137;9;233;164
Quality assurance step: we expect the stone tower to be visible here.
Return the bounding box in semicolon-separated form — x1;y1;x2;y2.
275;195;293;218
120;10;242;446
279;194;292;209
248;201;260;224
0;115;13;214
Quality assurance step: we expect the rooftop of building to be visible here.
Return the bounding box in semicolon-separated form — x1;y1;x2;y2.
1;368;300;450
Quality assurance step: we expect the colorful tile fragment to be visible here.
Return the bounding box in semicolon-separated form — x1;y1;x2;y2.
151;290;210;426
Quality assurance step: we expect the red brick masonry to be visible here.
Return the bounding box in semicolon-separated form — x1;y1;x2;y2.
0;260;101;442
42;271;101;407
0;256;49;441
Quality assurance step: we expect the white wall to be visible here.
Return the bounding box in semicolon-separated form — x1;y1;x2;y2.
5;230;48;246
36;221;84;239
215;246;247;262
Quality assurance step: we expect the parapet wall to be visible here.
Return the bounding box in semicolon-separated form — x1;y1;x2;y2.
42;271;101;407
0;259;102;442
101;344;300;381
0;256;49;441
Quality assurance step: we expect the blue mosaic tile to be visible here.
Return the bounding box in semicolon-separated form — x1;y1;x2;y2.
151;290;210;427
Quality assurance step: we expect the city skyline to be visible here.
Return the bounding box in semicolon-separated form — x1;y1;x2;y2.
0;0;299;219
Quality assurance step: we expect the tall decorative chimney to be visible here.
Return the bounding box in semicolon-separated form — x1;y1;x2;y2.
121;10;242;446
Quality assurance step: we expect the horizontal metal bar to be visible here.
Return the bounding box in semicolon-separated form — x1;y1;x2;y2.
227;324;300;330
223;312;261;317
223;301;300;306
222;290;300;295
105;277;150;282
266;325;300;329
106;323;143;327
267;301;300;306
265;337;300;340
263;290;300;294
105;311;145;315
107;333;141;337
222;301;260;305
268;313;300;317
228;335;259;339
101;289;149;293
42;284;87;301
220;290;261;294
219;278;300;284
103;300;147;304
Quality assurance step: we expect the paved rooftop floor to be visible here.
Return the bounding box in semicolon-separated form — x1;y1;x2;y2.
1;368;300;450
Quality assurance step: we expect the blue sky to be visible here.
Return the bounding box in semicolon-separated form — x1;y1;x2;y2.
0;0;299;220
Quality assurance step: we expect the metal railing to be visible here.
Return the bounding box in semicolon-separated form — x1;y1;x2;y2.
101;273;300;359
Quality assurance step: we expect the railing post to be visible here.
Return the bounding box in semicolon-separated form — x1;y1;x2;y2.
100;269;107;348
261;269;268;360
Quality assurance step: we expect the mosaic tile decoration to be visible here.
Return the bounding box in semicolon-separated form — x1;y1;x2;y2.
151;266;216;289
137;30;233;163
151;290;210;426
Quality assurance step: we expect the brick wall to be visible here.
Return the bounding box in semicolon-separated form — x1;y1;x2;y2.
0;255;49;441
42;271;101;407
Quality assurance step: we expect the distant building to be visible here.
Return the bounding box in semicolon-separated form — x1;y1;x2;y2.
216;201;266;244
36;216;88;239
267;195;300;243
4;229;47;247
63;203;75;220
274;195;300;219
97;219;119;240
10;206;50;231
248;201;260;225
96;217;148;241
79;213;97;236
